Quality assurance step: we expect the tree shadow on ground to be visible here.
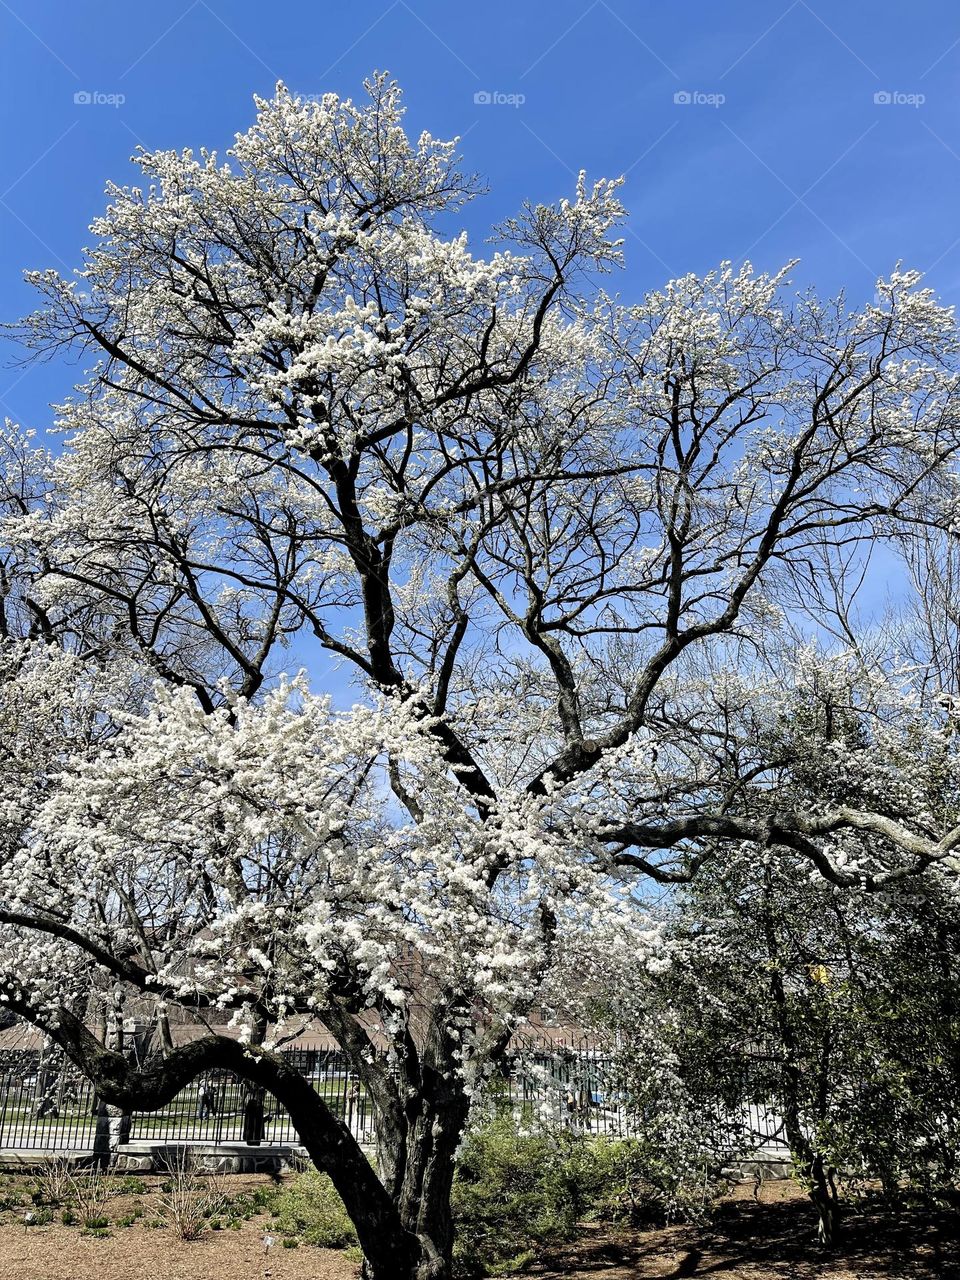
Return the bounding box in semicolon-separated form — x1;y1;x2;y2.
520;1191;960;1279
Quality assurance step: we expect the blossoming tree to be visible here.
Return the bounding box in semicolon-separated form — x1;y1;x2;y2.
3;76;960;1278
585;649;960;1243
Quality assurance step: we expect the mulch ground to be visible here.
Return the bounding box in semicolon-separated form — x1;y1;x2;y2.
0;1224;357;1280
0;1174;956;1279
521;1181;960;1279
0;1173;359;1280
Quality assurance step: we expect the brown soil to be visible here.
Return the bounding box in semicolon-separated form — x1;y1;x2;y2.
520;1180;960;1279
0;1223;358;1280
0;1174;955;1280
0;1173;359;1280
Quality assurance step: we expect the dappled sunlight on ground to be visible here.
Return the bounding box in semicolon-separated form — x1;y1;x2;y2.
515;1182;959;1279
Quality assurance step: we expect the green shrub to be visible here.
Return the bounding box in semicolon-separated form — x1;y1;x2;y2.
451;1117;701;1276
586;1137;709;1224
223;1190;263;1220
267;1172;357;1249
112;1176;146;1195
452;1117;610;1275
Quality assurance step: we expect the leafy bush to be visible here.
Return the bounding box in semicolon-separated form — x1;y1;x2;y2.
112;1176;146;1196
452;1117;624;1276
266;1171;357;1249
451;1115;724;1275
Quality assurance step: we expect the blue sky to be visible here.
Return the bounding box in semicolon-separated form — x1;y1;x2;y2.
1;0;959;429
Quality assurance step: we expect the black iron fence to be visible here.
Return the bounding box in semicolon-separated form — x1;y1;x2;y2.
0;1038;790;1158
0;1048;377;1150
0;1059;99;1151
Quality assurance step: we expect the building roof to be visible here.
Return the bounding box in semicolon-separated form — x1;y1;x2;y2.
0;1010;595;1057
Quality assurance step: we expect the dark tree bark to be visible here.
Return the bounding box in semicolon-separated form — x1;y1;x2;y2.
760;869;839;1246
12;1004;425;1277
395;1017;473;1279
9;996;473;1279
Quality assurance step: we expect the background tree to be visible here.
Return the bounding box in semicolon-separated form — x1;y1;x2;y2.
594;651;960;1244
2;76;960;1278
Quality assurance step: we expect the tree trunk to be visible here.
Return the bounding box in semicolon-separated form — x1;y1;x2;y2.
807;1153;838;1246
322;999;477;1279
23;1007;423;1280
760;868;839;1247
398;1098;470;1279
14;999;482;1280
389;1029;473;1280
